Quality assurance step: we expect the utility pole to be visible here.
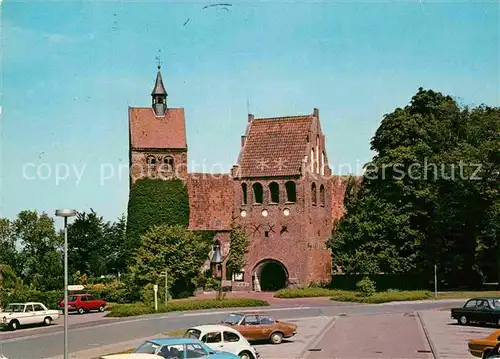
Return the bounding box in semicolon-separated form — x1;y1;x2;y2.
161;268;168;306
434;265;438;299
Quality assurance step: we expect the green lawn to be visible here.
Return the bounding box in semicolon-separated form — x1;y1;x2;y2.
107;298;269;317
435;291;500;299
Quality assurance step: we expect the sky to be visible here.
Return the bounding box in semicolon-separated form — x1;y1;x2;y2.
1;0;499;225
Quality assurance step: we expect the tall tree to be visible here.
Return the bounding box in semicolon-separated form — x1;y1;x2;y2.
330;88;500;288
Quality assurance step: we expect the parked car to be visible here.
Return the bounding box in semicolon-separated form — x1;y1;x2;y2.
468;330;500;358
184;325;259;359
0;302;60;331
100;354;163;359
483;343;500;358
59;294;107;314
125;338;239;359
451;298;500;327
220;312;297;344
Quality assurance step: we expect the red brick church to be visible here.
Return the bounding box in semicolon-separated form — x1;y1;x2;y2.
128;66;350;291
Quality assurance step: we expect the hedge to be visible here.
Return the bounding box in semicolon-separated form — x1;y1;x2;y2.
107;299;270;317
275;288;432;303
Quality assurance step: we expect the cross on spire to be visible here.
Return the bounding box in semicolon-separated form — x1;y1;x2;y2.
155;49;163;70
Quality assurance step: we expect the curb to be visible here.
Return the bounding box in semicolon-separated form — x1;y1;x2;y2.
417;311;439;359
296;316;337;359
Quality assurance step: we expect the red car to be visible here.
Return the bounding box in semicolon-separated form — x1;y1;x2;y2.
59;294;107;314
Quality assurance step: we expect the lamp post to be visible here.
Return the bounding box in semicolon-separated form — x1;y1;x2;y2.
55;209;76;359
210;241;223;299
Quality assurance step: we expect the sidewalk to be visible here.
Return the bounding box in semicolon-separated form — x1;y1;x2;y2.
418;309;493;359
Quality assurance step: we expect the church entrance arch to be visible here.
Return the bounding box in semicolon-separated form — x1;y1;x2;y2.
252;259;289;292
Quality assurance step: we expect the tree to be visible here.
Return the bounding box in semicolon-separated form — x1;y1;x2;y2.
330;88;500;288
130;224;211;298
0;218;17;273
226;223;250;276
12;210;62;289
126;179;190;262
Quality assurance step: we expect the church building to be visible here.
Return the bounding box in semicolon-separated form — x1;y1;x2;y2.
128;66;349;291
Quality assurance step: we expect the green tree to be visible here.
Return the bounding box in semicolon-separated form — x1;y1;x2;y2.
330;88;500;288
226;223;250;276
12;210;62;289
126;179;190;261
130;224;211;298
0;218;18;273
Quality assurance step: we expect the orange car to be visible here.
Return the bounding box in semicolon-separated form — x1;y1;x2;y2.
468;329;500;358
220;312;297;344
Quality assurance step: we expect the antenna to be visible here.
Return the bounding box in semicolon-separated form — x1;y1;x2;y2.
155;49;163;70
246;96;250;115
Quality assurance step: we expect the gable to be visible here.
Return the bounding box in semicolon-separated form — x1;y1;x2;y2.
237;115;313;178
129;107;187;149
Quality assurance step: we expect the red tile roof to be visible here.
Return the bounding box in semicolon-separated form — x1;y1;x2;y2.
129;107;186;149
187;173;234;231
237;115;313;177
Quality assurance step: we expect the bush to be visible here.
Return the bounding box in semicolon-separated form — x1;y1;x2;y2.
356;277;376;297
107;298;269;317
274;288;336;298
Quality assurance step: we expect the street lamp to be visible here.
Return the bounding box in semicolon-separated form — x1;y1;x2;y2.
210;240;223;299
55;209;76;359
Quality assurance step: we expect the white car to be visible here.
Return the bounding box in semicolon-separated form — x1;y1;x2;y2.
0;302;60;331
183;325;259;359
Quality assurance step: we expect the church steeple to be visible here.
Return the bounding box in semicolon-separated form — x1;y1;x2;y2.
152;64;167;116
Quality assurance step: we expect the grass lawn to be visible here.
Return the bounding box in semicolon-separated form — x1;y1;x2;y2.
436;291;500;299
107;298;269;317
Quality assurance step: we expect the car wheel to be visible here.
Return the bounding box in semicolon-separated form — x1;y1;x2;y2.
78;307;85;315
270;331;283;344
44;317;52;326
497;318;500;328
9;320;19;331
99;305;105;312
459;315;468;325
239;351;253;359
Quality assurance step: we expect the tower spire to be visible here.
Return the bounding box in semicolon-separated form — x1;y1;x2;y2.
152;50;167;116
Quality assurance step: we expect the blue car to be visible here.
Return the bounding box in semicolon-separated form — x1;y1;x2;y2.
132;337;240;359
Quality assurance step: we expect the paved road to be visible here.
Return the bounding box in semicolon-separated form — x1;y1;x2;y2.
0;300;463;359
305;312;433;359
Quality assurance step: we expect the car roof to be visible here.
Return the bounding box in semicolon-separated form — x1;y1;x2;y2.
148;338;202;345
189;324;240;333
7;302;42;305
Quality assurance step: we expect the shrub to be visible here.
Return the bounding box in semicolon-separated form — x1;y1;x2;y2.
329;290;432;303
107;298;269;317
274;288;336;298
356;277;376;297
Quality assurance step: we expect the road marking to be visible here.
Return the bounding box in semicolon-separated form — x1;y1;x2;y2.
0;306;316;344
297;316;338;359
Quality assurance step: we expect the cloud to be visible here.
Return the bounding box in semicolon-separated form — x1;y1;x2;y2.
45;32;95;44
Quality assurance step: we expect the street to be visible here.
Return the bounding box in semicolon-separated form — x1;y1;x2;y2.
0;299;475;359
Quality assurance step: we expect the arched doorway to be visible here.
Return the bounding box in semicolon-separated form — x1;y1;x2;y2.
253;259;288;292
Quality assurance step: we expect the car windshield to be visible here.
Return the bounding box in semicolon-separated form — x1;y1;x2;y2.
133;341;160;354
184;328;201;339
490;299;500;308
4;304;25;313
222;313;244;325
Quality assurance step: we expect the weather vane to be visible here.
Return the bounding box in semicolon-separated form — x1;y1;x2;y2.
155;49;163;70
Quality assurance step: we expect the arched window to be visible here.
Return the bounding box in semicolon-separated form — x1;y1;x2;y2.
285;181;296;203
164;156;174;171
146;155;156;169
316;135;320;174
252;183;263;204
311;183;317;205
320;184;325;206
241;183;248;205
269;182;279;203
321;151;325;175
310;148;314;173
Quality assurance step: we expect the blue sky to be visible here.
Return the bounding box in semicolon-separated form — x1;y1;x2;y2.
1;0;499;224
